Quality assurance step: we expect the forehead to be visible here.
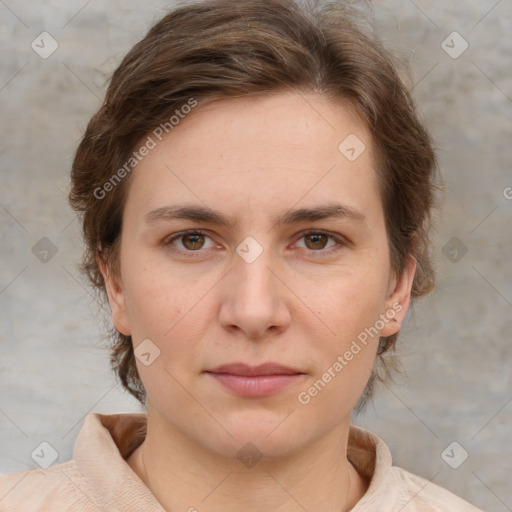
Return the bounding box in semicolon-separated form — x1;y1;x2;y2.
124;92;382;226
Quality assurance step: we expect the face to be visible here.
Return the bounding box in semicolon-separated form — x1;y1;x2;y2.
101;92;415;459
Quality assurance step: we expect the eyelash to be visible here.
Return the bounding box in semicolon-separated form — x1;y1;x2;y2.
163;229;347;257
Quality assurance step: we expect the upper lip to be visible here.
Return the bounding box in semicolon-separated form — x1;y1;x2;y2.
206;363;303;376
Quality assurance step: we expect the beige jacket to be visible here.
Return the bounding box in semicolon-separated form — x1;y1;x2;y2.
0;413;483;511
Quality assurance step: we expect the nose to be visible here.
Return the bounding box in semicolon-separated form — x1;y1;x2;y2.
218;245;292;340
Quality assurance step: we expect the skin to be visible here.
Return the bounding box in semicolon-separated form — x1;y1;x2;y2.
100;91;416;512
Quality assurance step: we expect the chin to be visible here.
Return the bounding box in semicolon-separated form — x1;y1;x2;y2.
204;409;314;461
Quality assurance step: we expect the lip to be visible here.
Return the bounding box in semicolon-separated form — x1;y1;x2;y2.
205;363;305;397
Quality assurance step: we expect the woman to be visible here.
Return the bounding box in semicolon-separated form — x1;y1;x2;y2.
0;0;483;510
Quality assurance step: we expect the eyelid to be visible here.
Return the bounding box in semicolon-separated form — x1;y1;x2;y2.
163;228;348;255
291;229;348;253
163;229;210;243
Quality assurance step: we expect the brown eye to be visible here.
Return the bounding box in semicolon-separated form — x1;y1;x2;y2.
304;233;329;250
181;233;206;250
164;230;219;255
294;230;343;255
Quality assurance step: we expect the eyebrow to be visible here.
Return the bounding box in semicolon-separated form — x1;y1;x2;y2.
144;202;366;227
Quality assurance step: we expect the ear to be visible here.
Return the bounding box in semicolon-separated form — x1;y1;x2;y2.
379;254;417;338
97;253;132;336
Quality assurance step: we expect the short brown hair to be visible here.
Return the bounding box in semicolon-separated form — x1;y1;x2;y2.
69;0;439;408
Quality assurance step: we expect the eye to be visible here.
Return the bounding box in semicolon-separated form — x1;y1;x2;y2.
293;230;344;253
163;229;346;257
164;230;217;252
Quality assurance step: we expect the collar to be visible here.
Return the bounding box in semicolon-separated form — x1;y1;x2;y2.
73;413;391;511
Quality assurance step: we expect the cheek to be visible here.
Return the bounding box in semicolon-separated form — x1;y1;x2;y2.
314;263;389;337
298;281;384;412
301;262;389;391
123;269;200;394
122;260;217;379
122;254;198;337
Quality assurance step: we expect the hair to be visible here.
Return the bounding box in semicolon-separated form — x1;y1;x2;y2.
69;0;439;410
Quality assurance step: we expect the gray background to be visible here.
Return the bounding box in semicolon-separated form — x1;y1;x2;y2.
1;1;511;510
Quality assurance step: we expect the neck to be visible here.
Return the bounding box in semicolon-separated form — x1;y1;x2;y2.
127;408;368;512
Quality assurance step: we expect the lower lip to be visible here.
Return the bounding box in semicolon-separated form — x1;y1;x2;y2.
206;372;304;397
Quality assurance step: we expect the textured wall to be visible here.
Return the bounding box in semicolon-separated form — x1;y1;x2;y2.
1;1;511;510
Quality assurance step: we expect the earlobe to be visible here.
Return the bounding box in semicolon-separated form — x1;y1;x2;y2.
380;254;417;337
97;254;132;336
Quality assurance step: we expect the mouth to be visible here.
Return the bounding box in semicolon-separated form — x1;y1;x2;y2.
204;363;306;397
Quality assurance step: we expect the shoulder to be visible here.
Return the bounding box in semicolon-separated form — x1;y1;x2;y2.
347;425;483;512
388;466;484;511
0;460;97;511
